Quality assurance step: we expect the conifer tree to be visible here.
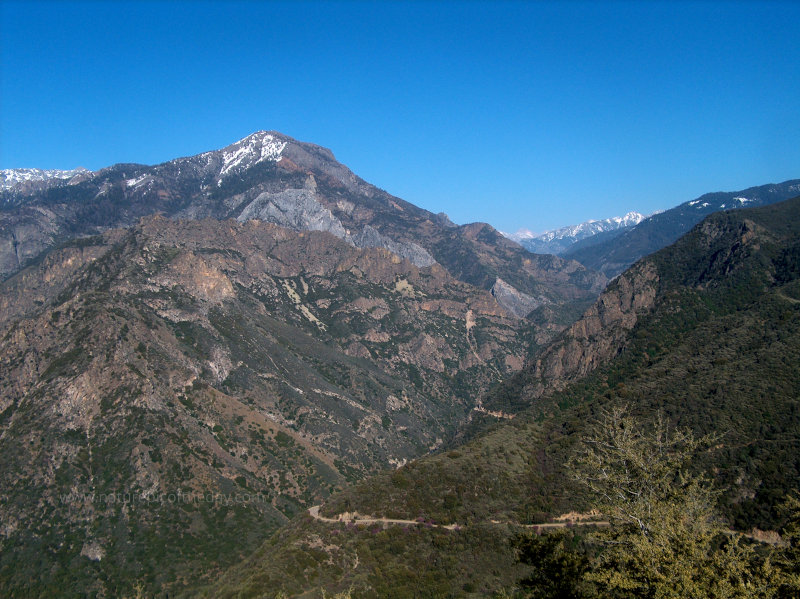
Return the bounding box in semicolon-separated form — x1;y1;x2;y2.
569;406;777;598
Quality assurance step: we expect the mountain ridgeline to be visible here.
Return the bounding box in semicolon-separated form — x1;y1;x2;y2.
0;131;605;316
506;180;800;274
564;179;800;276
508;211;645;255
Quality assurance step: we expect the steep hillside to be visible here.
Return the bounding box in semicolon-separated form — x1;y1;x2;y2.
0;131;605;322
203;197;800;598
565;179;800;277
0;216;530;597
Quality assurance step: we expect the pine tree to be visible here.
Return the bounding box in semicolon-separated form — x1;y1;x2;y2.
776;493;800;598
568;406;778;598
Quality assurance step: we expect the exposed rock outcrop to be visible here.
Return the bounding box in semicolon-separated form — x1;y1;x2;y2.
518;260;660;400
0;207;62;276
237;188;348;238
351;225;437;268
490;277;545;318
0;214;531;596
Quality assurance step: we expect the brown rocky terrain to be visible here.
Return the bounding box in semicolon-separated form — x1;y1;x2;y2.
511;259;660;401
0;131;610;596
0;214;533;595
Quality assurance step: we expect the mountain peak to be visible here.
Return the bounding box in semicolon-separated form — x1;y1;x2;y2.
202;131;289;178
506;211;646;255
237;129;292;146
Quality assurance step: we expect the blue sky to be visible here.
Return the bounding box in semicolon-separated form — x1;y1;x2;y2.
1;1;798;233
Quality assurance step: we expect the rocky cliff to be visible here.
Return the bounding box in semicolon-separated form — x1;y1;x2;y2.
510;260;659;403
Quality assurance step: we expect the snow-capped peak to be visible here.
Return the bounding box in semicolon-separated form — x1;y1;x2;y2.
1;167;91;192
508;212;645;244
504;211;646;255
218;131;287;178
611;211;646;227
504;227;538;240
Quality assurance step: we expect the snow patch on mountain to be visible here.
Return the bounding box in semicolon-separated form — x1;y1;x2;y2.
688;196;752;211
505;228;538;241
177;131;288;185
218;131;287;178
537;212;644;242
126;174;150;188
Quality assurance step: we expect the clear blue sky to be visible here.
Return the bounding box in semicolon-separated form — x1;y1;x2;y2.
2;1;798;233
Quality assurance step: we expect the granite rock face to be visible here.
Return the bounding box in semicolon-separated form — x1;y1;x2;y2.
350;224;437;268
490;277;545;318
0;206;63;274
237;188;349;239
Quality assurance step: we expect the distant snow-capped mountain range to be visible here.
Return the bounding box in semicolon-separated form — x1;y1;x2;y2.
1;167;91;192
505;211;646;255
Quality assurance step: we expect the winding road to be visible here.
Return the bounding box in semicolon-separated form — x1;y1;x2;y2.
307;505;608;530
306;506;782;547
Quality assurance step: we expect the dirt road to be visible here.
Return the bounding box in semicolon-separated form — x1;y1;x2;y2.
307;505;608;530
